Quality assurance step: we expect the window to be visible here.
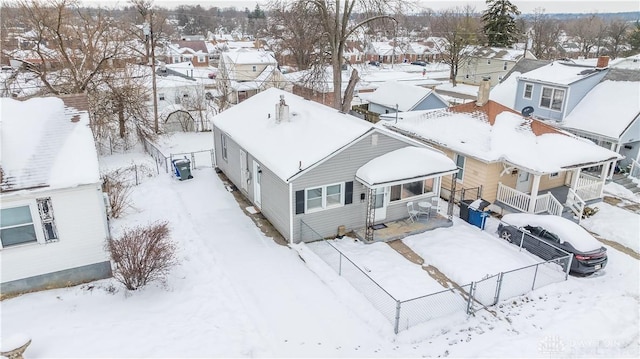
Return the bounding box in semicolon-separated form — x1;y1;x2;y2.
252;65;257;72
1;206;37;247
540;87;565;111
549;172;559;178
173;56;180;63
503;62;508;70
487;59;491;64
305;183;344;212
221;134;228;161
389;178;435;202
198;55;205;63
523;84;533;99
455;154;465;181
159;93;165;101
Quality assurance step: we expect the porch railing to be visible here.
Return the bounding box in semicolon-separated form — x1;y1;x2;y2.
566;188;585;224
629;159;640;181
497;183;563;216
576;172;602;202
533;193;563;216
497;183;531;213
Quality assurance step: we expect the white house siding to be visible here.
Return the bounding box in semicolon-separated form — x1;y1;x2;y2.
291;131;410;242
1;183;111;293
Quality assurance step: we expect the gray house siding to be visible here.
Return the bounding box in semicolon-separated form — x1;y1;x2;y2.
291;131;411;242
413;95;448;111
514;71;607;122
213;125;292;239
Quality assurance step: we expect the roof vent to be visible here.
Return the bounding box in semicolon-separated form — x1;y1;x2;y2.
275;94;289;123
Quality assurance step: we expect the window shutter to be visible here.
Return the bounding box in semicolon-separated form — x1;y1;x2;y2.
345;181;353;205
295;190;305;214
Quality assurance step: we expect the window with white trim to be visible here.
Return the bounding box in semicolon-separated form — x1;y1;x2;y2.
252;65;257;72
198;55;205;63
523;83;533;99
221;134;228;161
455;154;465;181
390;178;435;202
549;172;559;178
305;183;344;212
540;87;565;111
1;205;37;247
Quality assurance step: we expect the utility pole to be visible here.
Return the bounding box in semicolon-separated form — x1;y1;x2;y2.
145;11;159;133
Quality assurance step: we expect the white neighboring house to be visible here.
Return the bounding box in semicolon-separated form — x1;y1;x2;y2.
0;94;111;297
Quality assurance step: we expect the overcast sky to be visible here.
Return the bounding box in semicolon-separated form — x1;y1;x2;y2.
85;0;640;14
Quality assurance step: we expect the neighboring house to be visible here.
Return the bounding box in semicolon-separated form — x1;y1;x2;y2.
382;81;621;220
513;57;611;122
166;40;210;67
489;58;551;109
0;94;112;297
216;49;287;104
561;69;640;171
212;88;458;243
359;81;448;116
456;46;535;87
610;53;640;70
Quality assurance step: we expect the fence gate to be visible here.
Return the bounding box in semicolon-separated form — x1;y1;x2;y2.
468;273;502;314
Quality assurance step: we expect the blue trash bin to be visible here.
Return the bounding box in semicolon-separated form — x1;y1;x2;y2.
468;209;489;230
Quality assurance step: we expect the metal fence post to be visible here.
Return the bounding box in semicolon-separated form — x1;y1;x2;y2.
210;149;215;167
565;255;573;280
519;231;525;251
493;272;503;306
191;152;196;169
134;164;139;185
394;300;401;334
466;282;476;314
338;252;342;276
531;264;539;291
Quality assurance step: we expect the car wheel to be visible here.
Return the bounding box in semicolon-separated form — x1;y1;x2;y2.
500;230;513;243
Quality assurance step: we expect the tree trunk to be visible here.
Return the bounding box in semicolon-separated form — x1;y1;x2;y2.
341;68;359;113
118;101;126;138
331;52;342;110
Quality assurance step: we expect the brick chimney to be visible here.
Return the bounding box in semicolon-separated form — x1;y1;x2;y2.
596;55;610;69
476;77;491;107
275;94;289;123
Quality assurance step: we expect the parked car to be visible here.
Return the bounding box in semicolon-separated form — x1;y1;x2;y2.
411;61;427;66
368;60;381;67
497;213;607;275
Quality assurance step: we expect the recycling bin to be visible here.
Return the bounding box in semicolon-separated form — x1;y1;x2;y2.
172;158;193;180
467;199;490;230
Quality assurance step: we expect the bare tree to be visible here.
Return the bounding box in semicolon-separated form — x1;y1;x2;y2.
307;0;405;112
431;5;480;87
606;19;629;59
528;8;562;60
569;14;605;58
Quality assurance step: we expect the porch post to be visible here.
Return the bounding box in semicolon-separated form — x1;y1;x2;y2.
527;174;541;213
599;161;611;198
447;173;457;220
570;168;580;190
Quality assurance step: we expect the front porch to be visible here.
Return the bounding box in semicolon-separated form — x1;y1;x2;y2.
353;212;452;243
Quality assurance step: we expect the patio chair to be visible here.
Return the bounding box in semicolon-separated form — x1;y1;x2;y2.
407;201;420;222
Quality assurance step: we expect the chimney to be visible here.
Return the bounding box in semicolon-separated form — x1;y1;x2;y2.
275;94;289;123
596;55;610;69
476;77;491;106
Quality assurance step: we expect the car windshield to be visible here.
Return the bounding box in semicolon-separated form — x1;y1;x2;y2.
524;225;561;242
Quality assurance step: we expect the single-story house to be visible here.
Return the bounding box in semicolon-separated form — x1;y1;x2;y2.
359;81;449;116
212;88;458;243
1;94;112;297
381;81;621;220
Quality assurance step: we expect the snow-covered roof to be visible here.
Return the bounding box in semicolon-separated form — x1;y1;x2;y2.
0;95;100;192
562;80;640;139
358;81;438;111
463;46;531;61
213;88;374;182
517;61;606;86
489;71;520;109
355;147;457;188
221;49;277;65
382;101;621;174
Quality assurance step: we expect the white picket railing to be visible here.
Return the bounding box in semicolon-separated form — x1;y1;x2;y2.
576;172;603;202
534;193;563;216
566;188;585;224
497;183;531;213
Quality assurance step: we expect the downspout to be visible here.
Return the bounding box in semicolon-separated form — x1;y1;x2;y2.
288;181;294;246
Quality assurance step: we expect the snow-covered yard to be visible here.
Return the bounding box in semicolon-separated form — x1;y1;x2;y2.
1;140;638;357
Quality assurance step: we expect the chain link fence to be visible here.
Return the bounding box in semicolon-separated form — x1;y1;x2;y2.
302;220;573;334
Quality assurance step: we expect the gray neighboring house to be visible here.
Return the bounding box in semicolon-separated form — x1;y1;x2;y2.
212;88;458;243
359;81;449;115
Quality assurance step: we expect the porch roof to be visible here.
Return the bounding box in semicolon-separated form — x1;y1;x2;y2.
355;146;458;188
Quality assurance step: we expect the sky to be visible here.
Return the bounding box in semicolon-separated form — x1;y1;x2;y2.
1;130;638;357
83;0;640;14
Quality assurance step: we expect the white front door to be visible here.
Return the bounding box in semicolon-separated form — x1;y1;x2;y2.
516;170;531;193
373;187;388;222
240;149;248;191
253;160;262;209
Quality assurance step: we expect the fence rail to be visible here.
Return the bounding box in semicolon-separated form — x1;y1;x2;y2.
302;218;572;334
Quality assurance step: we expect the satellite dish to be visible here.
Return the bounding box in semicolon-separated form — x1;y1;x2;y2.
521;106;534;117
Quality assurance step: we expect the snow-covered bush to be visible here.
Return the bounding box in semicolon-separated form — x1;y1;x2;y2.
106;222;177;290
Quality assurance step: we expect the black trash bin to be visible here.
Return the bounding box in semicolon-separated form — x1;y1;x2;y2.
459;199;473;222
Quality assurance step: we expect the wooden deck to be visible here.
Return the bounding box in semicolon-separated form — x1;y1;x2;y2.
353;214;453;243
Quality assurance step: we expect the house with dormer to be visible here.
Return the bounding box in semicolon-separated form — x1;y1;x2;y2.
1;94;112;297
456;46;535;87
166;40;211;67
382;80;621;220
